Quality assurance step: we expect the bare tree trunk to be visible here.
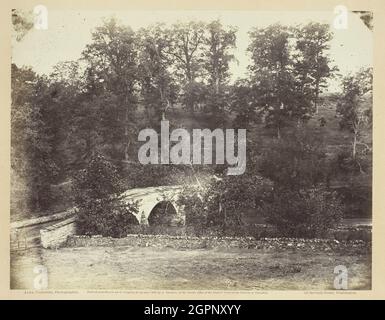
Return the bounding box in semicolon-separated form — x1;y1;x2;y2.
215;76;219;94
124;127;129;161
124;95;130;162
277;125;281;140
314;82;320;114
159;87;169;121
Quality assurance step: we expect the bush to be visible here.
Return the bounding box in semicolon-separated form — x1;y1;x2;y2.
262;189;344;238
205;175;272;236
259;130;328;190
72;154;139;237
176;184;207;235
177;174;273;236
335;150;371;175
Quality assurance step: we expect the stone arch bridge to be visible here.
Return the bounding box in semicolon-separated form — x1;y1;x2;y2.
35;185;189;248
121;185;186;225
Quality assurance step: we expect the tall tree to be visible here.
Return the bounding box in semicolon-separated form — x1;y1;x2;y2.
11;64;59;211
137;23;178;125
230;79;259;128
81;17;138;162
203;20;237;124
337;67;372;160
48;61;105;168
167;21;205;113
204;20;236;93
248;24;297;139
46;61;86;173
294;22;335;114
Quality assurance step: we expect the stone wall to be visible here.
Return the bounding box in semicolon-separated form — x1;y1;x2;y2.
66;234;370;253
40;217;371;250
326;226;371;242
124;224;371;241
40;217;76;248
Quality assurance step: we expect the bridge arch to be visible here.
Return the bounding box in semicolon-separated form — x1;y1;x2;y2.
147;200;179;226
122;186;186;225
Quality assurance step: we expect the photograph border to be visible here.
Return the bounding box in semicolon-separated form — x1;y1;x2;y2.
1;0;384;300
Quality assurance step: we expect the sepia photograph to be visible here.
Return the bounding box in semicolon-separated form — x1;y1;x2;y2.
9;7;373;291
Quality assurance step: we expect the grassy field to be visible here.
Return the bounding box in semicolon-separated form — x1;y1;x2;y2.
11;246;371;290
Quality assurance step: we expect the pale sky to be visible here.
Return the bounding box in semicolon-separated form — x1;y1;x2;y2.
12;10;373;92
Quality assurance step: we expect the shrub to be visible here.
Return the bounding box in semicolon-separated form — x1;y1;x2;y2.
177;174;273;236
72;154;139;237
262;189;344;238
205;175;272;236
259;130;328;190
335;150;371;175
176;184;207;235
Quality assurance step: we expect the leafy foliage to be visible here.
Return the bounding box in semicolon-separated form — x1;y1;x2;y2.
248;24;296;138
230;79;260;128
73;154;139;237
11;64;59;211
293;23;336;113
336;68;372;161
246;23;335;137
259;130;329;190
177;173;273;236
81;17;138;161
262;189;344;238
176;185;208;235
137;23;178;124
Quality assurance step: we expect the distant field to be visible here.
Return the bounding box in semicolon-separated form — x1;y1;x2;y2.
11;246;371;290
